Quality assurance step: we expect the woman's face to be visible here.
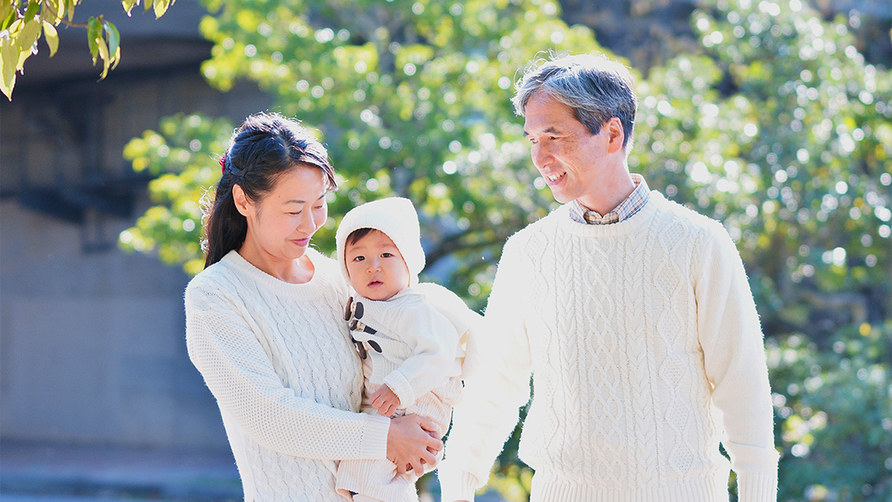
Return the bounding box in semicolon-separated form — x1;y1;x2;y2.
236;165;328;263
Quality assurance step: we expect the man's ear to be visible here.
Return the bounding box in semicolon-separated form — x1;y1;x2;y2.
604;117;625;155
232;184;251;217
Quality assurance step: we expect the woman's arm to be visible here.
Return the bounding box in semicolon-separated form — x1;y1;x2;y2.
185;280;391;461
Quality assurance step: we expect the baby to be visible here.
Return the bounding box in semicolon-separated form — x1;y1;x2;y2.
334;197;478;502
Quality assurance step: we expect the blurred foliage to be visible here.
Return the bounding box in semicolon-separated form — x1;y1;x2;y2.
630;0;891;500
767;322;890;501
120;0;612;311
120;113;234;276
0;0;174;100
630;0;892;500
119;0;891;500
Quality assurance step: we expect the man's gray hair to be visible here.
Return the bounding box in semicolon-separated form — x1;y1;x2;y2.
513;53;638;150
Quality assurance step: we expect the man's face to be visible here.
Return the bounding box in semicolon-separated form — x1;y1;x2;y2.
523;90;613;210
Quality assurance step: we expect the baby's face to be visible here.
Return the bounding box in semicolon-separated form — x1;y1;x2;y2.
344;229;410;301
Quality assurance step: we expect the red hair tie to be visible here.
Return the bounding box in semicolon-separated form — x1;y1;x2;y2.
219;156;226;175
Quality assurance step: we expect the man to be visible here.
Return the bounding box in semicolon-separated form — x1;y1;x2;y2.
437;53;778;502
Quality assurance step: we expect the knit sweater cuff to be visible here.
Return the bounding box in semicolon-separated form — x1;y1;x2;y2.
358;414;391;460
737;470;778;502
726;441;779;502
383;370;416;408
437;467;480;501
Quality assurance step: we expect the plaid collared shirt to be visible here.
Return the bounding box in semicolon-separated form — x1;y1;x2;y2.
569;174;650;225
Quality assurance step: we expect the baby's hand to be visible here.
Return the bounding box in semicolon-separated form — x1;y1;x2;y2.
369;385;401;417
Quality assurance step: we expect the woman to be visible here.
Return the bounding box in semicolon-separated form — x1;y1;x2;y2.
185;112;441;501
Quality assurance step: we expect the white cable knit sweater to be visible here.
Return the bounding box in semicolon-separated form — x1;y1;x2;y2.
438;193;778;502
185;249;391;502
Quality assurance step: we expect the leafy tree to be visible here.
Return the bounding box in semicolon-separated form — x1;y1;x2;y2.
630;0;891;499
766;323;890;501
121;0;891;500
0;0;175;100
121;114;234;276
121;0;611;311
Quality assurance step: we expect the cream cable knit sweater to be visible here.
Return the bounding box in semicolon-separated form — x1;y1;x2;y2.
185;249;391;502
438;193;778;502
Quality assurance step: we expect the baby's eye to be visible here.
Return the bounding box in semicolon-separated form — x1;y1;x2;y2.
382;252;394;258
352;256;365;262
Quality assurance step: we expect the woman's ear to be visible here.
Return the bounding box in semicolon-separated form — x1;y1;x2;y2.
232;184;251;217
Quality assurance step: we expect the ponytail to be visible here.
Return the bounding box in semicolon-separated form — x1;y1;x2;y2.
203;169;248;268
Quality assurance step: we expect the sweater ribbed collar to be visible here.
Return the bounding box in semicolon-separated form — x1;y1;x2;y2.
221;248;336;300
555;191;667;238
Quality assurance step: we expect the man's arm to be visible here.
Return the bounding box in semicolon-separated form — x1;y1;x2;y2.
438;237;534;501
694;222;779;502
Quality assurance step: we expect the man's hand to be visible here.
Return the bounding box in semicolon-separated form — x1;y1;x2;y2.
387;414;442;477
369;384;401;417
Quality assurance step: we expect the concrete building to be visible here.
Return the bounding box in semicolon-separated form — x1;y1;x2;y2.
0;0;269;452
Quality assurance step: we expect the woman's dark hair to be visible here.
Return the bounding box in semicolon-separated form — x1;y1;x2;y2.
202;112;337;268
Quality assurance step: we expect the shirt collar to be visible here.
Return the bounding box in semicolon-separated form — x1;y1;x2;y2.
569;174;650;225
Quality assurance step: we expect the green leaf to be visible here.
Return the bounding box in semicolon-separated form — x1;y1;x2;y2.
104;20;120;68
87;17;101;62
42;20;59;56
96;35;110;78
51;0;65;24
0;38;17;100
23;0;39;21
153;0;172;19
16;16;42;65
0;1;17;31
65;0;75;22
41;0;60;26
121;0;139;16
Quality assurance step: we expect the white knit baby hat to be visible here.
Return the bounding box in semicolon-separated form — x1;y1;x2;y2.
335;197;425;286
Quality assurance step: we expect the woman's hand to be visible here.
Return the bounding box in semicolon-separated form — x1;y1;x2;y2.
369;385;401;417
387;414;442;477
